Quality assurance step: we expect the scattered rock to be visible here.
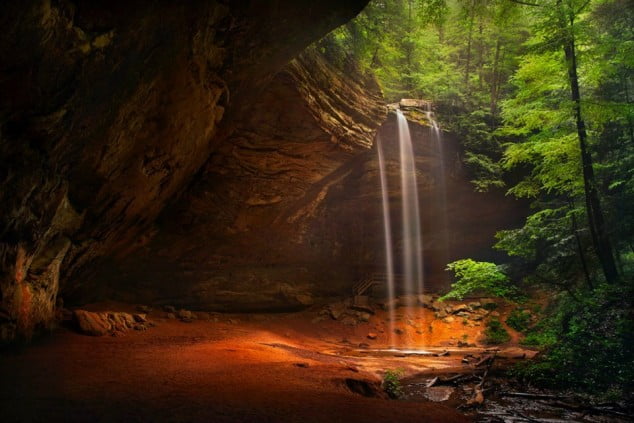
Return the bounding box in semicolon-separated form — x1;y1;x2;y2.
456;312;470;318
132;313;147;323
163;305;176;313
431;301;444;311
442;316;455;324
177;309;192;320
382;298;400;311
452;304;470;313
468;301;481;309
166;313;176;319
73;310;155;336
357;312;371;322
367;332;377;340
394;328;405;335
295;294;314;306
436;309;448;319
490;311;501;317
74;310;111;336
328;303;346;320
341;316;357;326
293;362;310;368
358;343;370;349
418;294;435;308
136;305;152;314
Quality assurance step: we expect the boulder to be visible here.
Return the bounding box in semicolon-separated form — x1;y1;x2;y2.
418;294;435;308
136;305;152;313
177;309;192;320
295;294;314;307
452;304;470;313
133;313;147;323
367;332;377;340
74;310;112;336
382;298;400;311
328;303;346;320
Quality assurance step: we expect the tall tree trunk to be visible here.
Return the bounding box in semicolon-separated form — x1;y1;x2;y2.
464;0;475;93
478;18;484;91
490;38;501;115
569;199;593;290
559;2;619;283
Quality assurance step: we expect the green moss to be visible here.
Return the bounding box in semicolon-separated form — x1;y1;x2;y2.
506;309;532;332
484;318;511;344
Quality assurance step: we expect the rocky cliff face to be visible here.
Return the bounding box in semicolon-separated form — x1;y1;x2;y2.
96;96;524;312
0;0;368;341
0;1;525;343
93;47;387;311
311;108;526;294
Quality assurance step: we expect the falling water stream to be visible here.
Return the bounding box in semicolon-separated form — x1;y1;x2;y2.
397;110;424;308
376;135;397;348
377;105;447;350
426;103;450;272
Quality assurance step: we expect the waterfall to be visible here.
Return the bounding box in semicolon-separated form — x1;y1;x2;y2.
376;135;396;348
396;110;424;318
426;103;450;273
377;107;430;350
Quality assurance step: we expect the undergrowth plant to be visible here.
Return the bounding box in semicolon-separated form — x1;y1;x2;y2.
382;368;404;399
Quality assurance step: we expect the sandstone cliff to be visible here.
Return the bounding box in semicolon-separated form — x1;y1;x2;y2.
0;0;368;341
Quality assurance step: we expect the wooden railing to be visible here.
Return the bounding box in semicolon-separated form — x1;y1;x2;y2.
352;273;404;296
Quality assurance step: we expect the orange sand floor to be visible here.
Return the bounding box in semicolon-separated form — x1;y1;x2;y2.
0;305;534;422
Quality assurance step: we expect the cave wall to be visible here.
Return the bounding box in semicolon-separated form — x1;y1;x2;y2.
97;47;387;311
0;0;368;341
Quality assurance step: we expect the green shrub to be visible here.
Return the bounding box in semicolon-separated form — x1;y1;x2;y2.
382;369;404;398
482;302;499;311
506;309;532;332
441;259;516;301
484;318;511;344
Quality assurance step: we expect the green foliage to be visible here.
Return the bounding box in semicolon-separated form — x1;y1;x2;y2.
506;309;532;333
323;0;634;398
382;368;404;398
441;259;514;300
513;283;634;397
484;318;511;344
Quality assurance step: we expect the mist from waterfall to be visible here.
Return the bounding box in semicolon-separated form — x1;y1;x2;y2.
397;110;424;314
426;103;450;271
376;108;433;349
376;135;396;347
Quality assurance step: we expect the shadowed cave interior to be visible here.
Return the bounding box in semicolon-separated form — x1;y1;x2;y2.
1;1;633;422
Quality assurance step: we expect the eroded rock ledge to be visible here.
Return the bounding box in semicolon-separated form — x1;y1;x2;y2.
96;46;387;312
0;0;368;342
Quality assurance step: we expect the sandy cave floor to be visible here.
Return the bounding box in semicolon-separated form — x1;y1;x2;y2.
0;303;537;423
